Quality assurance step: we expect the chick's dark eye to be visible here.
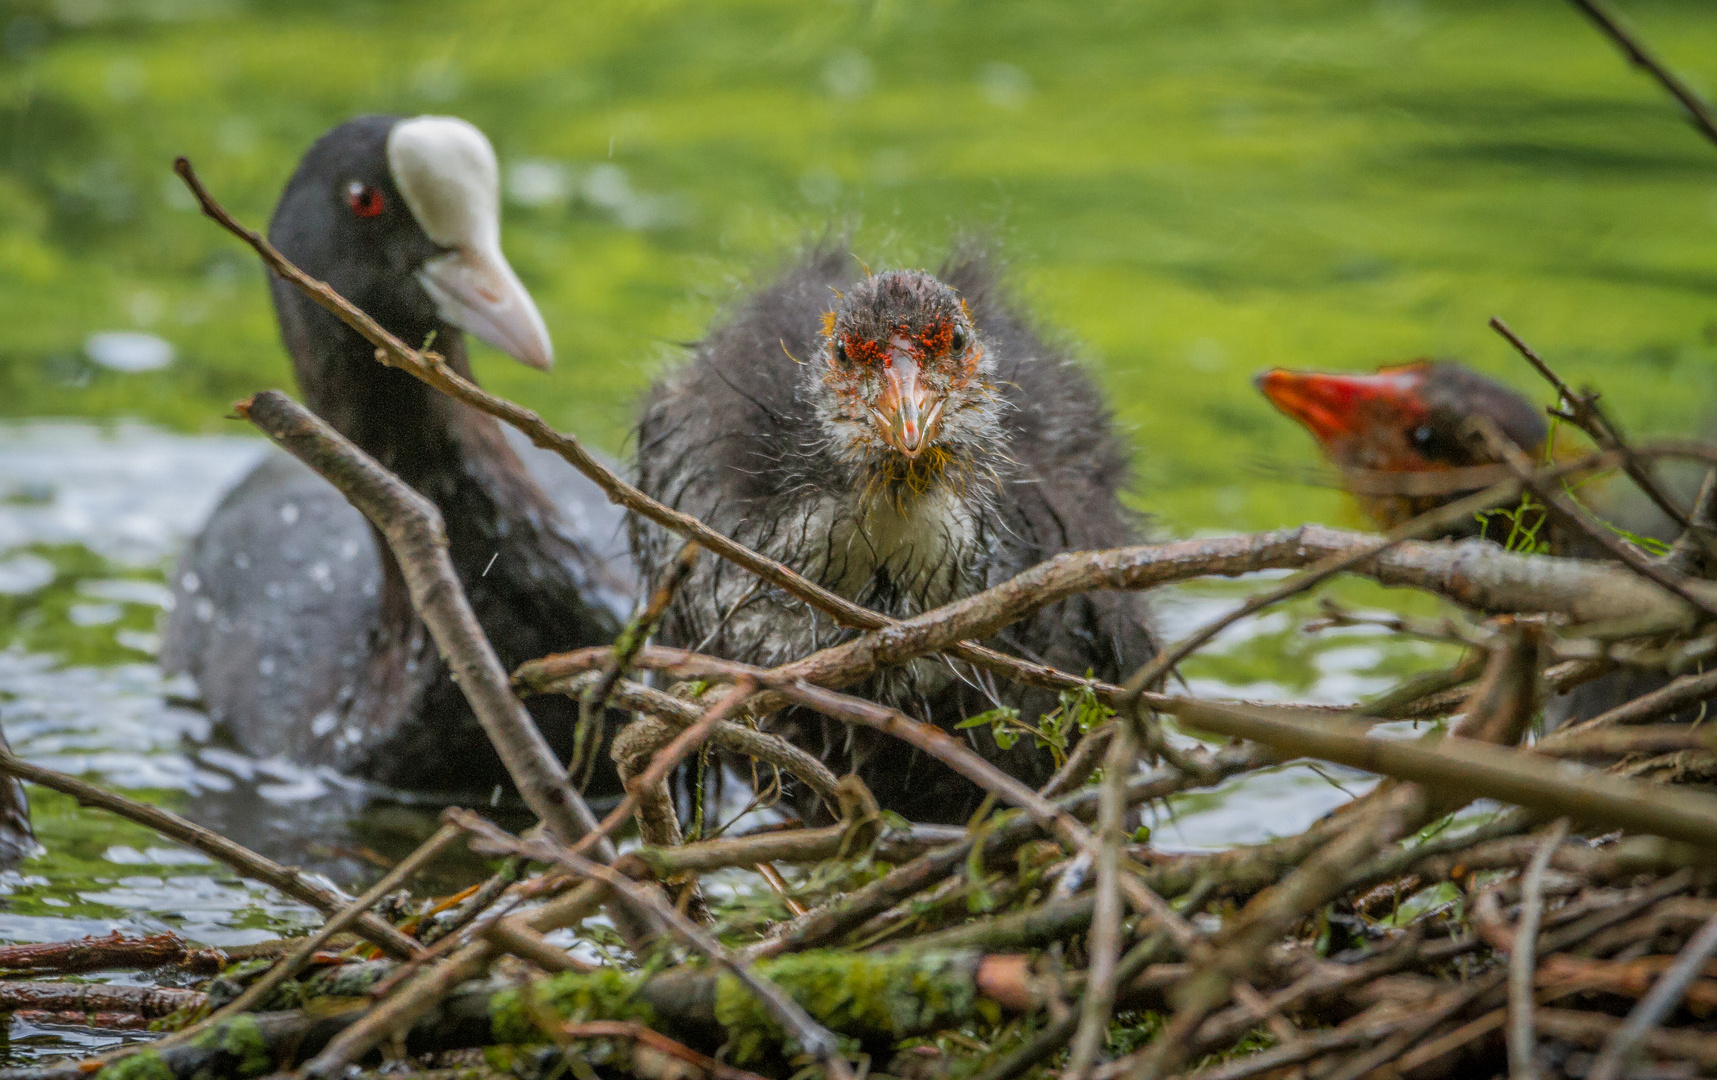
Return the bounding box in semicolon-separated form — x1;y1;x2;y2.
832;340;849;365
1412;425;1433;446
951;326;968;352
345;181;386;219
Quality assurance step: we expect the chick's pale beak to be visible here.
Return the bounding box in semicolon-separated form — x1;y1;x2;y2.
416;242;554;371
1254;367;1424;449
871;341;945;458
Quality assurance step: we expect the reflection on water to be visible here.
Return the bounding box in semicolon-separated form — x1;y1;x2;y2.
0;419;1454;1055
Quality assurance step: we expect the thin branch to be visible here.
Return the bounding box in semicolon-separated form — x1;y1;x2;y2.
574;540;700;781
0;744;419;959
1565;0;1717;149
1473;414;1717;619
449;810;860;1080
1588;904;1717;1080
1164;697;1717;848
573;676;757;860
238;390;656;953
1510;818;1570;1080
1064;718;1141;1079
1491;316;1709;554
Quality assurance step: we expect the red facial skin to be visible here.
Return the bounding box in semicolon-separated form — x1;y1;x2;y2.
826;312;980;460
1254;363;1438;473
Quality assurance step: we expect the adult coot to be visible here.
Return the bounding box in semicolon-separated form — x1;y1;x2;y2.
632;249;1159;824
164;116;629;794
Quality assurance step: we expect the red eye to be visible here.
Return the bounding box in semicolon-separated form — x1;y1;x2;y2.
345;181;386;218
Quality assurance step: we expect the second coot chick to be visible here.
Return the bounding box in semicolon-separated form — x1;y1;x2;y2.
1256;358;1707;728
633;248;1158;824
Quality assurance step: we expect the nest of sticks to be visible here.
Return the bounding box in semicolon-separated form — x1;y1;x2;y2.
20;49;1717;1077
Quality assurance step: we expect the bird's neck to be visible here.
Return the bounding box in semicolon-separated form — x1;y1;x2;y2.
811;458;995;614
293;318;616;659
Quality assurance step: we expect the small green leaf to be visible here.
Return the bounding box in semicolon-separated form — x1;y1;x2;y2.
1131;824;1152;843
992;727;1020;750
957;706;1020;730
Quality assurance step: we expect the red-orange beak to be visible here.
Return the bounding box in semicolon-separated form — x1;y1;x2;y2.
870;337;945;458
1254;366;1429;451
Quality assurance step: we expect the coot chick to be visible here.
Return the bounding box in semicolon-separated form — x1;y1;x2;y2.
164;116;626;794
1255;360;1553;536
632;248;1158;824
1256;359;1705;727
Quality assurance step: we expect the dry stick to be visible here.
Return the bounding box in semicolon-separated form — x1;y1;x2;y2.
1587;905;1717;1080
547;669;841;809
0;745;418;960
1475;414;1717;620
213;825;465;1023
1112;472;1544;709
575;540;701;781
300;878;608;1080
1064;719;1142;1080
0;932;220;975
1162;697;1717;849
105;824;471;1074
573;676;757;860
1539;724;1717;760
449;811;860;1080
1509;818;1570;1080
238;391;655;953
0;982;203;1019
1565;0;1717;149
555;1021;771;1080
1491;315;1714;563
1541;667;1717;743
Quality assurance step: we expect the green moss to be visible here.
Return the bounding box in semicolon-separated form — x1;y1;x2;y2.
98;1050;175;1080
191;1014;274;1078
715;950;984;1064
487;968;657;1044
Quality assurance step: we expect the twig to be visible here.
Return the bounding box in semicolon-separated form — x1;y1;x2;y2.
0;981;203;1018
1509;818;1570;1080
1474;412;1717;619
574;540;700;782
1537;723;1717;759
211;824;465;1022
0;931;221;975
1588;904;1717;1080
535;668;841;811
556;1020;771;1080
299;878;609;1079
0;744;418;959
1565;0;1717;149
1065;718;1142;1080
1490;314;1703;556
1163;697;1717;848
1114;469;1544;707
448;810;860;1080
238;390;655;953
1542;666;1717;742
577;676;757;859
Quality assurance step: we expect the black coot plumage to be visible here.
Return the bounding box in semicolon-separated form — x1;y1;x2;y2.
164;116;629;793
632;248;1159;824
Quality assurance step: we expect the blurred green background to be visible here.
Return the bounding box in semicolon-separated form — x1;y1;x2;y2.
3;0;1716;534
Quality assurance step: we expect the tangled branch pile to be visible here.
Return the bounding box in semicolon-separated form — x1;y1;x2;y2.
15;114;1717;1080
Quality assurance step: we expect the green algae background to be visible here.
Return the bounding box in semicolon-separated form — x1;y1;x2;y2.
2;0;1716;534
